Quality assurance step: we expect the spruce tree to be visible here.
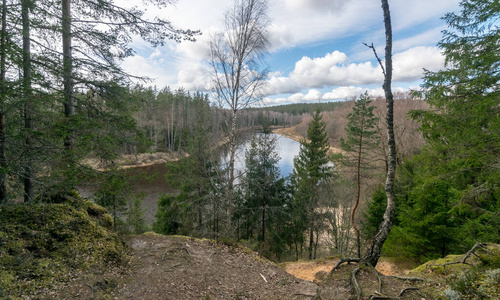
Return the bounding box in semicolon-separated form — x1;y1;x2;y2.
292;108;332;259
240;123;288;252
392;0;500;258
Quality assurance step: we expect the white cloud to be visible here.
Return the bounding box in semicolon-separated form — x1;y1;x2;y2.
322;86;372;100
116;0;459;103
120;55;175;88
262;85;412;106
393;46;444;81
177;63;212;91
303;89;323;101
266;46;444;95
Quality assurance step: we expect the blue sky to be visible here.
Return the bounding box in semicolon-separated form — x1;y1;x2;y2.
120;0;462;105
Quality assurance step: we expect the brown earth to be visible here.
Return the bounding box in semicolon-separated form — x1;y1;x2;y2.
284;257;409;282
53;233;318;299
82;151;187;170
50;233;430;300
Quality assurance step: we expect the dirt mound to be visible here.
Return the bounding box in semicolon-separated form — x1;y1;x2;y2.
317;262;425;300
55;233;317;299
284;257;409;283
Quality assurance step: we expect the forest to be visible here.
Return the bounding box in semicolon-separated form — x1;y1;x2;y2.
0;0;499;298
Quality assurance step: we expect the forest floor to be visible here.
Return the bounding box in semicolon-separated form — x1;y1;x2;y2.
50;233;436;300
54;233;318;299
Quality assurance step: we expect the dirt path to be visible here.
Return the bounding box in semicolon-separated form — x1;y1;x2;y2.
58;234;318;299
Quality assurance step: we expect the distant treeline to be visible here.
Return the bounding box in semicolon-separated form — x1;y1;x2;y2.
253;101;348;115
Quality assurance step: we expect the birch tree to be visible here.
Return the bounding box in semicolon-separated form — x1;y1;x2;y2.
209;0;269;235
361;0;396;267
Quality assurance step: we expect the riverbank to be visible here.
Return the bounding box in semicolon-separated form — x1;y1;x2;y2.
82;151;188;171
273;126;342;154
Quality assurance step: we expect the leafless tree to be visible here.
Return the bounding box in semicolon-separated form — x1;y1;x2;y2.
361;0;397;267
209;0;270;235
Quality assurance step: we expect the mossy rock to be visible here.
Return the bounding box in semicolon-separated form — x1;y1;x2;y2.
409;244;500;299
0;203;126;298
478;244;500;268
409;254;471;278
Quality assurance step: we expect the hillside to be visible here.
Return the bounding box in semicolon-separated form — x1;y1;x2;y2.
2;202;499;299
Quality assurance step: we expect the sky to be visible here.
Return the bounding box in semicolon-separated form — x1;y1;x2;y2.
120;0;462;106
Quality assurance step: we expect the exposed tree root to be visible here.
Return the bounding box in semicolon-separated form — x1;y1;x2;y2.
329;257;360;274
461;243;486;264
86;283;95;299
398;287;421;297
368;287;423;299
352;267;362;300
327;260;426;300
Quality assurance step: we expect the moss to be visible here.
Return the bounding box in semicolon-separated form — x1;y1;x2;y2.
478;244;500;268
408;244;500;299
0;270;15;296
0;203;126;298
410;254;471;277
143;231;164;237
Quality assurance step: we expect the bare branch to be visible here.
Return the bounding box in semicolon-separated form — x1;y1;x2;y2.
363;42;385;76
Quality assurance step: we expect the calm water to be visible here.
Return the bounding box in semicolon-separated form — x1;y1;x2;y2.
228;133;301;178
80;133;302;225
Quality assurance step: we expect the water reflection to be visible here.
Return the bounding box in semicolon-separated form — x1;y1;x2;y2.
223;133;302;179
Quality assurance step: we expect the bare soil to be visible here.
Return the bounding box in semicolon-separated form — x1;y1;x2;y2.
54;233;318;299
51;233;430;300
284;257;409;282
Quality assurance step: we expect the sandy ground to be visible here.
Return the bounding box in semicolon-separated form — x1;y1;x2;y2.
284;257;408;282
274;126;342;154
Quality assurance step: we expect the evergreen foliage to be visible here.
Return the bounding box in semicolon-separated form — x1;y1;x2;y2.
383;0;500;260
292;109;333;259
256;101;346;115
238;124;291;258
336;91;380;257
153;94;223;238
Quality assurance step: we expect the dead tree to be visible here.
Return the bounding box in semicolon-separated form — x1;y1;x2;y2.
361;0;397;267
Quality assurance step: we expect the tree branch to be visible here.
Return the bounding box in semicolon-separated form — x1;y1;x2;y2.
363;42;385;76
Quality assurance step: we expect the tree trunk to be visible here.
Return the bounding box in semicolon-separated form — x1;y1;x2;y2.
0;0;7;203
361;0;396;267
261;203;265;242
22;0;34;202
352;130;363;258
62;0;75;168
308;219;314;260
226;109;237;236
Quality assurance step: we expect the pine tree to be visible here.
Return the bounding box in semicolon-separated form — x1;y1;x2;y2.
292;108;333;259
336;91;380;258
